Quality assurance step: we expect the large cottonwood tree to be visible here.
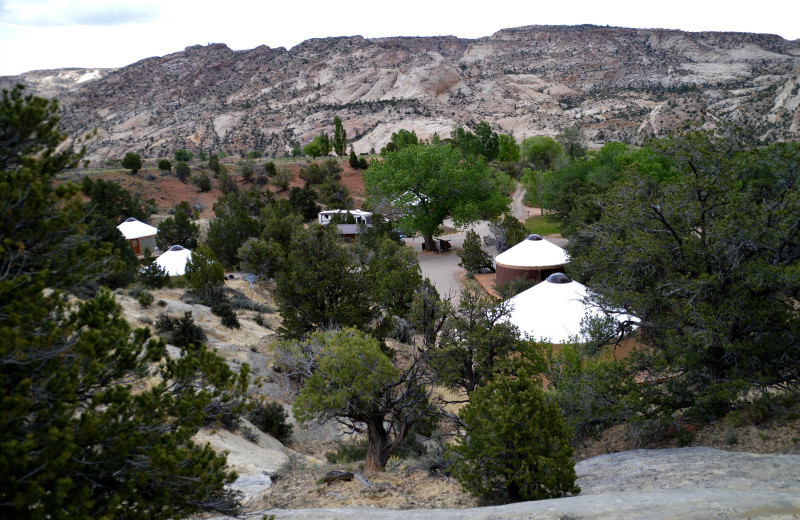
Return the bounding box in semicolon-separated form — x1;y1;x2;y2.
364;144;508;251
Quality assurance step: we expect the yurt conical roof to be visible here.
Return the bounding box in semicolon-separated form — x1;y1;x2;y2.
495;234;569;269
155;245;193;277
505;273;619;344
116;217;158;240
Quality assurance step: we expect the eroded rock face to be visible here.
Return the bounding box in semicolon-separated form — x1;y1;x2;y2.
246;448;800;520
2;26;798;161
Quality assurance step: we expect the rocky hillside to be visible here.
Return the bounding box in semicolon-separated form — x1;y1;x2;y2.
3;25;799;161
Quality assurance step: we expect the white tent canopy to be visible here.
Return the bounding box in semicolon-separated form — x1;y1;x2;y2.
495;234;569;268
505;273;629;344
155;245;193;277
117;217;158;239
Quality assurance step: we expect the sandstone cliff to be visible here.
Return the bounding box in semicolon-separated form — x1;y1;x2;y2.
3;25;799;161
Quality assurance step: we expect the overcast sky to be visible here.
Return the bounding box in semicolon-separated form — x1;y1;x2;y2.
1;0;798;77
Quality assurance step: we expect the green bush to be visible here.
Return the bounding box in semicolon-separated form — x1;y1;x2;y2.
138;291;154;307
211;302;240;329
139;258;170;289
248;401;293;443
457;229;493;273
156;312;206;349
193;171;211;192
448;374;580;504
325;438;369;464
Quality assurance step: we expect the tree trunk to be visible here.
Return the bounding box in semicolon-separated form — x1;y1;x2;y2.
364;419;390;472
424;234;437;253
364;417;411;472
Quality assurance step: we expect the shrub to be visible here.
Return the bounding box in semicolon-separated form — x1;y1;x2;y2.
122;152;142;174
138;291;154;307
158;159;172;172
457;229;493;273
211;302;240;329
248;401;293;443
81;175;94;195
388;316;414;343
448;374;580;504
139;252;170;289
325;438;369;464
157;312;206;349
175;160;191;183
193;171;211;192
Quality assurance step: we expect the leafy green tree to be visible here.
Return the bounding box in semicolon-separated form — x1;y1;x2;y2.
333;115;347;156
291;146;301;157
543;344;631;445
448;373;580;504
389;128;419;150
522;136;562;170
0;85;246;519
88;177;148;223
291;328;435;471
237;237;284;279
457;229;493;273
555;125;587;159
239;157;255;182
364;237;423;321
158;158;172;172
568;127;800;423
302;141;322;158
287;185;320;220
174;148;194;162
364;144;508;251
272;166;292;192
496;133;520;162
541;141;638;236
259;199;305;250
206;189;264;267
139;249;170;288
451;122;499;162
208;155;221;176
318;175;353;208
185;244;226;295
217;166;238;195
349;148;359;169
299;161;325;184
303;133;332;158
122;151;143;173
175;160;191;183
431;283;535;397
193;170;212;192
274;225;374;338
264;161;277;177
247;150;262;159
157;205;200;250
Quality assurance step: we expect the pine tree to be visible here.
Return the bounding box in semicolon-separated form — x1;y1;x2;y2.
1;85;247;518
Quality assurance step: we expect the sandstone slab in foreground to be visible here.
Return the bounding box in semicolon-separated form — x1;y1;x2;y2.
239;448;800;520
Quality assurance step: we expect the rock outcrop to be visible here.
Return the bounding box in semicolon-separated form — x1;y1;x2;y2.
2;25;798;162
248;448;800;519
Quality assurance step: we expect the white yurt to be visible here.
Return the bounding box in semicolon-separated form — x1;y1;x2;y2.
155;245;193;277
117;217;158;255
505;273;628;344
494;234;569;285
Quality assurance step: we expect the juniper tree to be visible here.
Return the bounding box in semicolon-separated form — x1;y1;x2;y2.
0;85;247;519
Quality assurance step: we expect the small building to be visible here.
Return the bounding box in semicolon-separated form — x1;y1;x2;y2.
155;245;193;277
117;217;158;255
494;234;569;285
318;209;373;226
335;223;364;243
505;273;630;344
